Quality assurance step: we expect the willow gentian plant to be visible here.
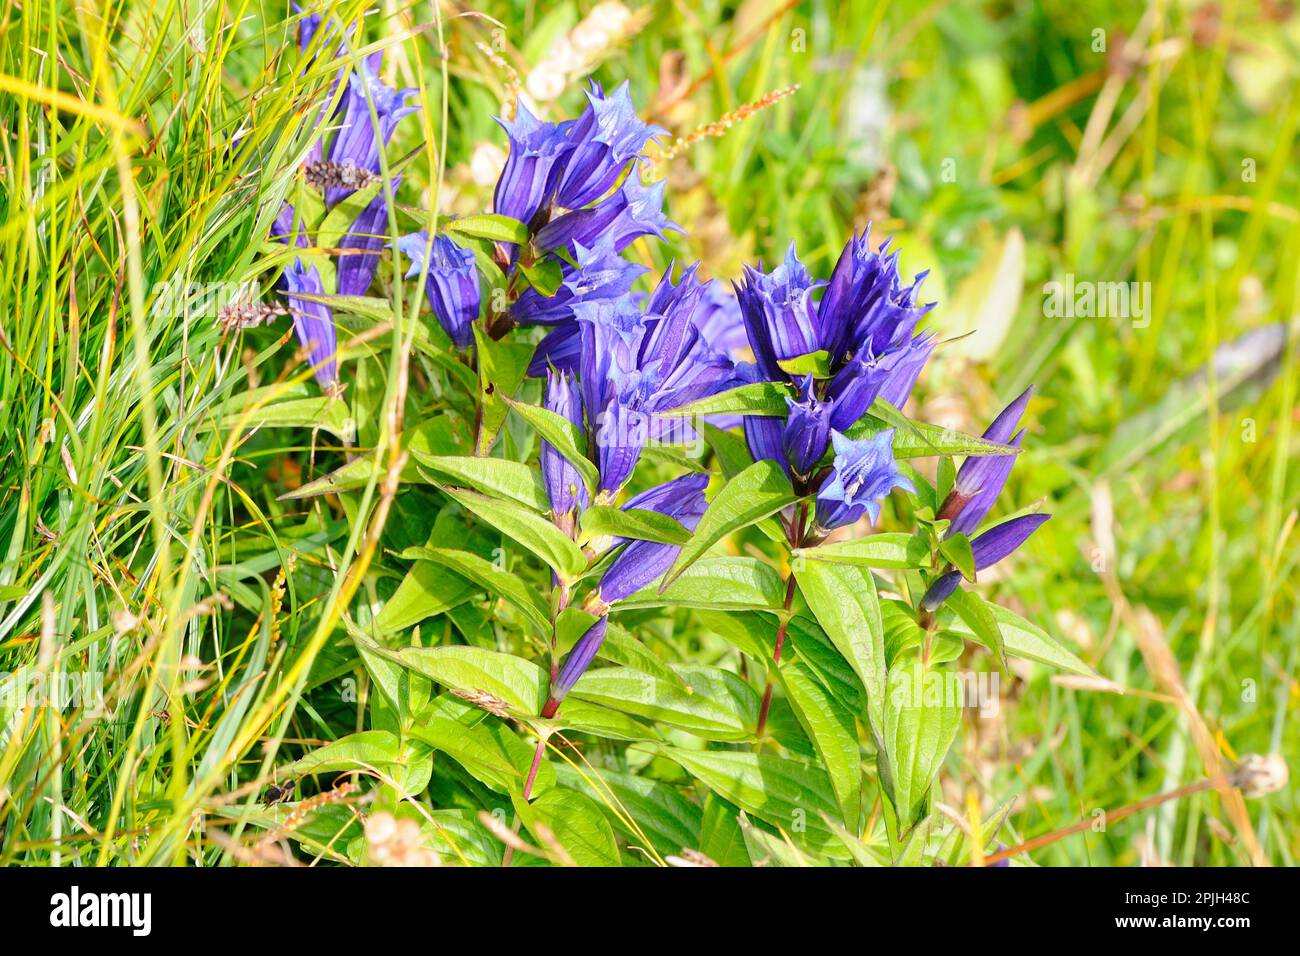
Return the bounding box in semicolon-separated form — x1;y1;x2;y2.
261;61;1093;865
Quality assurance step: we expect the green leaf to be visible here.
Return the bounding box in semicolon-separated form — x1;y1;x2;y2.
661;460;796;590
777;349;831;378
400;546;551;636
518;256;564;297
442;486;587;580
503;395;600;492
411;694;554;796
514;788;622;866
555;764;701;858
658;748;848;860
281;730;402;777
792;532;929;569
318;179;383;249
939;533;976;581
796;560;887;740
949;602;1095;676
386;643;547;713
413;452;549;512
444;213;529;245
619;557;788;613
473;326;534;455
851;398;1018;458
658;380;793;418
946;588;1006;672
698;794;752;867
283;414;462;499
570;664;759;741
578;505;691;546
215;392;352;439
879;654;962;832
375;560;478;632
780;660;862;828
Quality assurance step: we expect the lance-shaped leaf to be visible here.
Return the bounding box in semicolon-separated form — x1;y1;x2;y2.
849;397;1019;459
442;212;529;245
380;642;547;713
512;788;621;866
503;395;599;492
569;664;759;741
441;486;587;579
796;560;887;741
400;545;551;636
555;763;702;859
578;505;691;546
878;654;961;833
283;414;460;500
948;602;1095;676
410;693;555;796
619;557;788;613
780;660;862;827
792;532;930;570
659;460;796;590
657;748;849;861
656;380;794;418
375;560;478;632
946;587;1006;672
412;452;549;512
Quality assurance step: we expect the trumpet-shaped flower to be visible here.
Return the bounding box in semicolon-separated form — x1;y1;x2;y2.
552;81;665;211
282;259;338;393
395;232;481;348
814;430;913;531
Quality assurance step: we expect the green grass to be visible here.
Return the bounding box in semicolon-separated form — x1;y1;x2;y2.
0;0;1296;865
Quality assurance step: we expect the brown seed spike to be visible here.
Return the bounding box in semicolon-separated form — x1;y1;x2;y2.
651;83;801;168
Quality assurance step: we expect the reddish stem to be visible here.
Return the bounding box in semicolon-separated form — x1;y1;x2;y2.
755;572;800;738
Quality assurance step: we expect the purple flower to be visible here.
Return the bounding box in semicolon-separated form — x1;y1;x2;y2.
542;473;708;716
599;473;709;602
324;55;417;207
783;375;833;475
533;170;675;256
734;363;787;470
578;266;732;493
877;329;937;408
814;429;913;531
270;202;309;250
818;227;933;363
735;241;824;378
514;240;646;328
969;514;1050;570
542;370;589;521
493;99;571;229
395;232;481;349
552;81;665;210
694;280;750;360
919;513;1050;613
282;259;339;392
941;387;1032;536
336;177;399;298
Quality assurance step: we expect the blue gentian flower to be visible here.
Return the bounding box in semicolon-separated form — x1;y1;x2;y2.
579;267;732;493
819;228;932;362
541;369;589;524
337;177;399;298
783;375;833;475
919;513;1051;613
942;387;1032;536
493;99;571;229
542;473;708;716
282;259;339;393
395;231;481;349
814;430;913;531
533;170;675;256
552;81;665;211
515;240;647;329
735;241;824;377
324;55;418;208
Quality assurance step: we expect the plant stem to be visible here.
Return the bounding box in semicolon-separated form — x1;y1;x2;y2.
756;501;807;739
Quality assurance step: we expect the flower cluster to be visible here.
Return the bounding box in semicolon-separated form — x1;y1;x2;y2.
270;20;419;393
263;55;1052;721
